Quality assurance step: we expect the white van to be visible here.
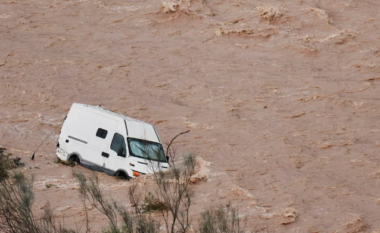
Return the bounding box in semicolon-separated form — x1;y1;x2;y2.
56;103;169;179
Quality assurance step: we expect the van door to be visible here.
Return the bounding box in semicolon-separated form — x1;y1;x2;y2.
91;127;111;170
103;132;128;175
91;117;118;171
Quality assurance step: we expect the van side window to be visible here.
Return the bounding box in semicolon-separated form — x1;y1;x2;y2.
96;128;108;139
111;133;126;157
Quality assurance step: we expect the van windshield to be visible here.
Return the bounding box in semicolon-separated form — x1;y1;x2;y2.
127;137;167;162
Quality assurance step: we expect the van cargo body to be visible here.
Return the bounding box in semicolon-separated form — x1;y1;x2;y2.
56;103;169;178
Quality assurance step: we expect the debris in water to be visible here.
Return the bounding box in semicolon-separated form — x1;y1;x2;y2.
55;158;76;167
280;207;298;225
344;217;368;233
215;27;277;37
363;77;380;81
45;183;56;189
284;112;306;118
256;5;281;22
235;44;249;49
0;148;25;168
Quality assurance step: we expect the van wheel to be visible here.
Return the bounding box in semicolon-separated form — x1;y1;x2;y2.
69;155;80;165
116;171;130;180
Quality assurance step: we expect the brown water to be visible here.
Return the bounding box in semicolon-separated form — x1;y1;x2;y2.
1;0;380;232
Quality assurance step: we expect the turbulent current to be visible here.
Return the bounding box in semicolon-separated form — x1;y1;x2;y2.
1;0;380;232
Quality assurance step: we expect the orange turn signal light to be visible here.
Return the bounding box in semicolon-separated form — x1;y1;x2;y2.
133;171;139;177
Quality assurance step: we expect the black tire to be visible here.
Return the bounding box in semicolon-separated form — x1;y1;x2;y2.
69;155;80;165
116;171;130;180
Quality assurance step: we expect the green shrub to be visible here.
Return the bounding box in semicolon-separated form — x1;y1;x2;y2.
0;150;16;181
199;204;244;233
141;192;168;213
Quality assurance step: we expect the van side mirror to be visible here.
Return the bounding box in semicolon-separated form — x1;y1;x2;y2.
166;156;169;162
117;147;126;157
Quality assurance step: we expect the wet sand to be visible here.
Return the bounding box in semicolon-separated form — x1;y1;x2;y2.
1;0;380;232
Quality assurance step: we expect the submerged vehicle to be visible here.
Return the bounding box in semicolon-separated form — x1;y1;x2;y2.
56;103;169;179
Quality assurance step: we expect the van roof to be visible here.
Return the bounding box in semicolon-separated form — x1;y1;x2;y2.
72;103;160;142
73;103;146;124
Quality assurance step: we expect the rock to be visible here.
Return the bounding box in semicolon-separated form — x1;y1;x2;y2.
12;157;25;167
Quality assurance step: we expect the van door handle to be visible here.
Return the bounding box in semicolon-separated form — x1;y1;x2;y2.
101;152;109;158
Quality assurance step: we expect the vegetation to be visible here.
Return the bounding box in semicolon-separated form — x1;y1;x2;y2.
0;158;75;232
0;149;16;180
141;192;168;213
0;140;245;233
199;204;244;233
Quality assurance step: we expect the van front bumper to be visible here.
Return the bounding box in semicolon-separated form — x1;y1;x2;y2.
56;148;68;161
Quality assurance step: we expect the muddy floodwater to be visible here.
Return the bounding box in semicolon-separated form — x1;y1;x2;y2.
1;0;380;232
